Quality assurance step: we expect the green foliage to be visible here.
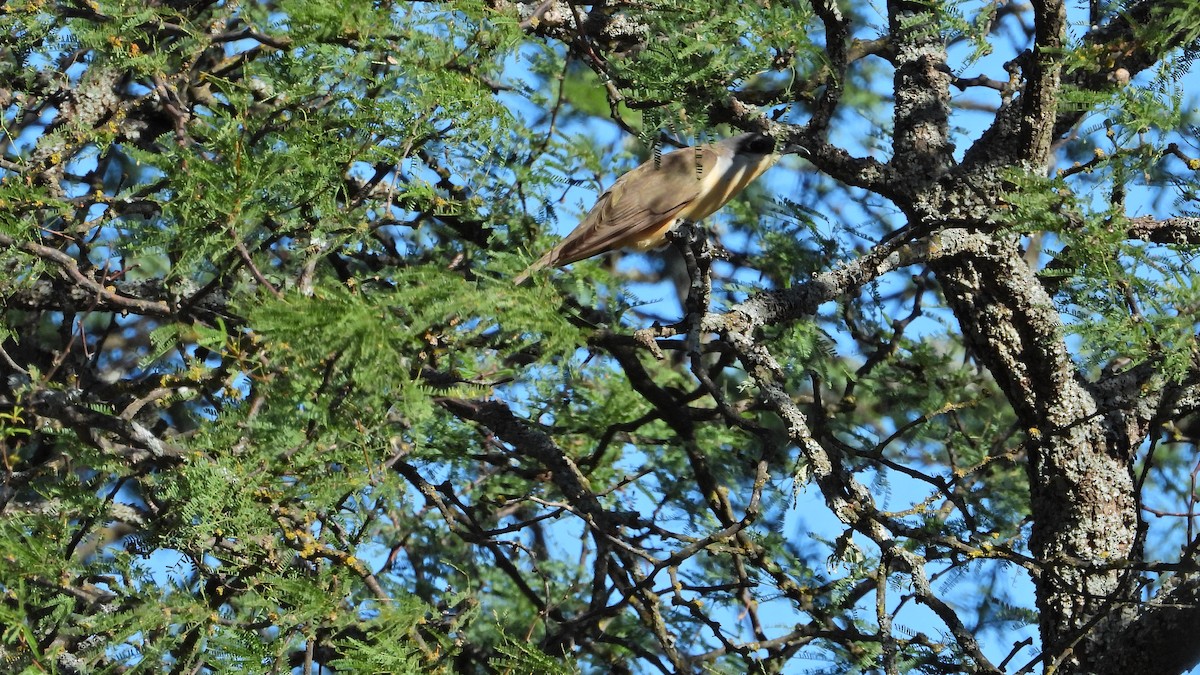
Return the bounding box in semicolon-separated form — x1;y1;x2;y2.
605;0;816;129
1000;162;1200;380
1145;1;1200;52
491;632;578;675
3;0;1199;672
0;181;64;238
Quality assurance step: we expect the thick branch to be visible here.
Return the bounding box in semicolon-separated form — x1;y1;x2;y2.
0;234;173;317
1094;571;1200;675
887;0;954;181
700;233;917;334
25;388;181;462
1021;0;1066;162
927;230;1080;423
1127;216;1200;245
927;229;1141;672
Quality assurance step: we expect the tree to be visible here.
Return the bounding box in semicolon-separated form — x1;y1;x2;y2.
2;0;1200;672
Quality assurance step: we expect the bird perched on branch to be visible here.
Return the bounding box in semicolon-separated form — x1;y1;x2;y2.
514;133;780;284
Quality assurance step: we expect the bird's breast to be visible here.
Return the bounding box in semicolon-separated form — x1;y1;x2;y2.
681;154;774;221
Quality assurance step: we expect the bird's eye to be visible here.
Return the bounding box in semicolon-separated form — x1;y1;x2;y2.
746;135;775;154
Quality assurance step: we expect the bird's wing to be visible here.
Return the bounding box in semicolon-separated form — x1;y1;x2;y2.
540;146;718;268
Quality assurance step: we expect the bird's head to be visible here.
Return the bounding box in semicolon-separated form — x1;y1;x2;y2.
731;133;777;156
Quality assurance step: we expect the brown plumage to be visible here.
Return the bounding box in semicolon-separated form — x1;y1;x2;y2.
514;133;777;284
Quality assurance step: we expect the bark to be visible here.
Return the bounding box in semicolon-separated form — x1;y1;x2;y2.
928;232;1143;673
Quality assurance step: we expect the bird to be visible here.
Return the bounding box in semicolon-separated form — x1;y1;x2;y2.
514;132;779;284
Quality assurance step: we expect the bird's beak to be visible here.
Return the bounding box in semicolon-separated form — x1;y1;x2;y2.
780;142;808;156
